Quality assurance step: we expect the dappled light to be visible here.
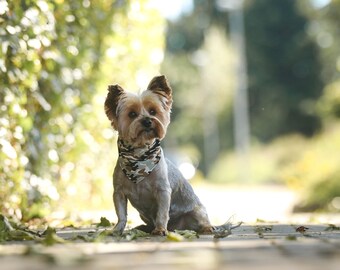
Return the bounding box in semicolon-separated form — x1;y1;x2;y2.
0;0;164;220
2;2;340;269
162;0;340;215
1;0;340;228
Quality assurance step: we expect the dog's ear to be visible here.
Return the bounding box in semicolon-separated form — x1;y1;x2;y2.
104;84;124;129
147;75;172;109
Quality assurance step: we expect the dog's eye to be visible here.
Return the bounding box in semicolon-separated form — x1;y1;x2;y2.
149;109;157;116
128;111;137;118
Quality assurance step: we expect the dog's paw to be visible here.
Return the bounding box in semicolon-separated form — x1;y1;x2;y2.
112;221;126;235
151;227;167;236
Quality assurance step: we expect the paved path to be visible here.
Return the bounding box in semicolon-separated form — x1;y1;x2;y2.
75;185;300;227
1;224;340;270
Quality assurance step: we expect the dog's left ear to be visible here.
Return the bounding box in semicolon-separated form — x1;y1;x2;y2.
104;84;124;130
147;75;172;108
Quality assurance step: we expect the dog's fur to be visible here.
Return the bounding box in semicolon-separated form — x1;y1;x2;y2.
104;75;213;236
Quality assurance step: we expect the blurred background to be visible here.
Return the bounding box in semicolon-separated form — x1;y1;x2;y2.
1;0;340;225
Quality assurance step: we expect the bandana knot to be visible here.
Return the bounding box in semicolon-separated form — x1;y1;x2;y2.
118;139;162;184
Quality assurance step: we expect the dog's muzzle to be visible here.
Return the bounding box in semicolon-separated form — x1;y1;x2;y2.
141;117;152;128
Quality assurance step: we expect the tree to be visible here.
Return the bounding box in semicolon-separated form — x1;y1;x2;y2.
245;0;324;141
163;27;235;173
162;0;324;176
0;0;165;219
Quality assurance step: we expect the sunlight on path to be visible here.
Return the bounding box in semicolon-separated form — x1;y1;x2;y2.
88;185;297;226
194;185;297;224
76;184;340;227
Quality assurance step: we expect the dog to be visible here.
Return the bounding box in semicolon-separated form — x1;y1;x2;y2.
104;75;219;236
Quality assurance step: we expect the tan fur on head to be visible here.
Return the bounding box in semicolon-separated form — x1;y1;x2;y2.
104;76;173;147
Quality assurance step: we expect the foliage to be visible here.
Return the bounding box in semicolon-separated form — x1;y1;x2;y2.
0;0;165;219
41;227;65;246
162;0;340;211
0;0;120;219
162;0;324;175
209;123;340;212
0;214;151;244
279;0;340;211
61;0;165;213
96;217;112;227
208;135;307;184
163;26;236;173
293;173;340;212
0;214;40;242
305;0;340;123
317;81;340;119
280;124;340;212
0;214;207;244
299;0;340;83
1;0;340;219
244;0;323;141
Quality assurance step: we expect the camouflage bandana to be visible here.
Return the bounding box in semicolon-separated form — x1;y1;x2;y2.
117;138;162;184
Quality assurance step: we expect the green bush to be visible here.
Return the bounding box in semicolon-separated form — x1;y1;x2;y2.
292;171;340;212
317;81;340;120
208;135;307;185
209;123;340;212
0;0;165;220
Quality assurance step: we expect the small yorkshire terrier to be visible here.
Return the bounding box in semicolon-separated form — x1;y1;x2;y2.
104;75;214;236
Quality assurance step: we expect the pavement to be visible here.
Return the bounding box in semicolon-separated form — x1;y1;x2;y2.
1;224;340;270
1;185;340;269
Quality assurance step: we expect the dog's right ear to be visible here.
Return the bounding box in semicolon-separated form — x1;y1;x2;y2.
104;84;124;130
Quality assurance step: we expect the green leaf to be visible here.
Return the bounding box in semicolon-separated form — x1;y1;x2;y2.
8;230;36;241
0;215;41;242
41;227;66;246
75;229;114;243
174;230;199;239
286;235;297;241
325;224;340;231
254;225;273;239
96;217;112;227
0;214;14;232
166;231;184;242
122;229;149;241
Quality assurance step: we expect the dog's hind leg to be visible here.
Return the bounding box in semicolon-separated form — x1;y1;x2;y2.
134;214;155;233
134;224;154;233
167;205;213;233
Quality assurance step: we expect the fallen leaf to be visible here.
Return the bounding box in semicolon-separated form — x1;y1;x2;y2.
256;218;266;223
166;231;184;242
41;227;66;246
0;214;14;232
174;230;199;239
75;229;112;243
96;217;112;227
0;215;41;242
286;235;297;241
122;229;149;241
296;226;309;233
325;224;340;231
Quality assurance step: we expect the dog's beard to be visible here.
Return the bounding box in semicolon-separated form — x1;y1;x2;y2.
119;118;166;147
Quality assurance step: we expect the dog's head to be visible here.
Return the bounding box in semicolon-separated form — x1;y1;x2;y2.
104;75;172;147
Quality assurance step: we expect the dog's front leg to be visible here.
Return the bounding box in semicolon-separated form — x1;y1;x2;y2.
152;188;171;236
113;190;127;234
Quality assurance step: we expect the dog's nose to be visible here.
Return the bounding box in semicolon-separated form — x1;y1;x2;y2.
142;117;152;128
